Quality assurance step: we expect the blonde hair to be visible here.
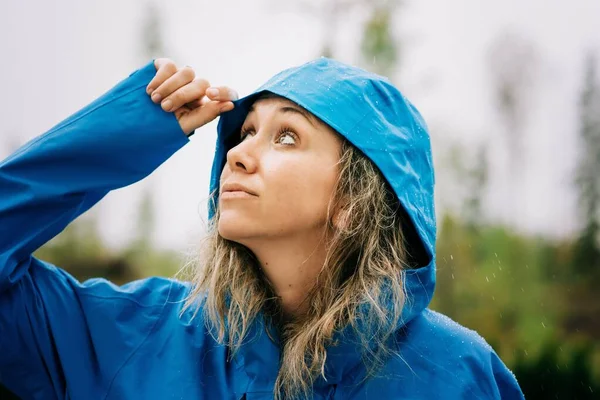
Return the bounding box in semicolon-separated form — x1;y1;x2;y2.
183;127;410;399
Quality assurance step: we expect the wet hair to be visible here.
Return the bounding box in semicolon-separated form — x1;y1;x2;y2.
181;95;410;399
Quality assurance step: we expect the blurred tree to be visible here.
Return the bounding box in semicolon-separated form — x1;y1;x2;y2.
464;145;489;231
140;0;166;61
487;32;539;228
444;142;490;231
563;53;600;339
573;53;600;275
135;188;155;251
276;0;361;58
360;1;400;78
281;0;401;66
134;0;165;254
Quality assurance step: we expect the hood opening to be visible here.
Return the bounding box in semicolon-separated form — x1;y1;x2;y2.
397;203;430;269
216;91;432;272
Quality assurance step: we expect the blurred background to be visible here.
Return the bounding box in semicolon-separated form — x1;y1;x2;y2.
1;0;599;398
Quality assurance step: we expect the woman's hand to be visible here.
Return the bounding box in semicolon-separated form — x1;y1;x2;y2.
146;58;238;136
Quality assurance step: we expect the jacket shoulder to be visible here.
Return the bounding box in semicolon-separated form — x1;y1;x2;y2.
392;309;524;399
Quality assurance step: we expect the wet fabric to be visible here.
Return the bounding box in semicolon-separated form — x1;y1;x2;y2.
0;60;524;399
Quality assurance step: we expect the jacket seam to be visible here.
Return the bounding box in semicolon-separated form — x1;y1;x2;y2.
101;282;173;399
77;292;161;309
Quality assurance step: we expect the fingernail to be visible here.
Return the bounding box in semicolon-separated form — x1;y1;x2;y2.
151;93;162;103
161;99;173;111
207;88;219;98
229;89;239;101
146;86;154;95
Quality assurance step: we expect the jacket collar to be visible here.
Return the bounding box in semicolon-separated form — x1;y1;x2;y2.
236;258;435;393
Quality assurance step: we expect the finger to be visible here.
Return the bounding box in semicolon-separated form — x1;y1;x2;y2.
205;86;239;102
150;67;198;104
185;98;204;108
147;58;177;95
178;100;234;133
179;95;209;110
160;79;211;112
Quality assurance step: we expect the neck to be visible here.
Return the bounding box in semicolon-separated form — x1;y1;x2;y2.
246;231;330;317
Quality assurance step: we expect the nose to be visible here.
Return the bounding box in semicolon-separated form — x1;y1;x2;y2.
225;136;258;174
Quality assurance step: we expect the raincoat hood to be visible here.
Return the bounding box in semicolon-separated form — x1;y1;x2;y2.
211;57;437;325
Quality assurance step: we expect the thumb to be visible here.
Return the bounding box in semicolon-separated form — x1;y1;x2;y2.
178;101;234;134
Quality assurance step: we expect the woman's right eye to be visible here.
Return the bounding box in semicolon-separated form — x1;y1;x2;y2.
240;130;254;142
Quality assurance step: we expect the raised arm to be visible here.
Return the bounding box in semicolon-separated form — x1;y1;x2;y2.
0;61;187;291
0;58;237;292
0;59;237;399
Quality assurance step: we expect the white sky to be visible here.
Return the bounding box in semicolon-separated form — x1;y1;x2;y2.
1;0;599;250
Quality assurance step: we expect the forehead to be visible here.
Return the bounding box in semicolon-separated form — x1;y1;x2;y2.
243;95;326;130
247;96;303;114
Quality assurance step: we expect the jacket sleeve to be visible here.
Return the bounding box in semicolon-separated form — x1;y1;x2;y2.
0;61;190;398
489;351;525;400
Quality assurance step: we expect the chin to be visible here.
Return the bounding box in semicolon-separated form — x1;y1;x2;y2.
217;215;253;243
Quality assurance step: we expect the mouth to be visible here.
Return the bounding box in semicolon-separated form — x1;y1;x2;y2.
220;182;258;198
220;191;257;199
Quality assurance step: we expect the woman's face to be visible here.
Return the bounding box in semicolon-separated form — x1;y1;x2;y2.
218;97;342;245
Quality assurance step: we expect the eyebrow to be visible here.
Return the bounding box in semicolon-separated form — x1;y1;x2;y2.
247;104;318;128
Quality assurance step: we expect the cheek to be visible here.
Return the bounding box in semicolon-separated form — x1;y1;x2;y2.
219;164;231;184
266;158;338;220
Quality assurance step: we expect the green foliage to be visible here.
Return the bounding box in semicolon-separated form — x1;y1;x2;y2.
360;5;398;77
513;341;600;399
34;208;181;286
432;213;600;398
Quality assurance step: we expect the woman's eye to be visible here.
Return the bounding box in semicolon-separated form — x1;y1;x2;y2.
277;132;297;145
240;130;253;142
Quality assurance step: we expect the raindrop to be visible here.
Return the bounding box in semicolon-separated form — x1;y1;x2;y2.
451;273;455;280
541;322;546;328
485;276;490;283
450;254;454;260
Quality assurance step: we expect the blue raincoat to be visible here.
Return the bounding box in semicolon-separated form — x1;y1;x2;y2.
0;59;524;399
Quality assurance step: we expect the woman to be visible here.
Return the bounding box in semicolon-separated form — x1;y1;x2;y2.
0;58;524;399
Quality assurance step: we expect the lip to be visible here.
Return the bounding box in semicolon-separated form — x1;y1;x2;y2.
220;191;256;200
220;182;258;197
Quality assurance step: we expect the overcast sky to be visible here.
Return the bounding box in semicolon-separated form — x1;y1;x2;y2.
1;0;599;250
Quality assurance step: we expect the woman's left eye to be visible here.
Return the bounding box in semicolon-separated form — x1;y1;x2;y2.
276;131;297;146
